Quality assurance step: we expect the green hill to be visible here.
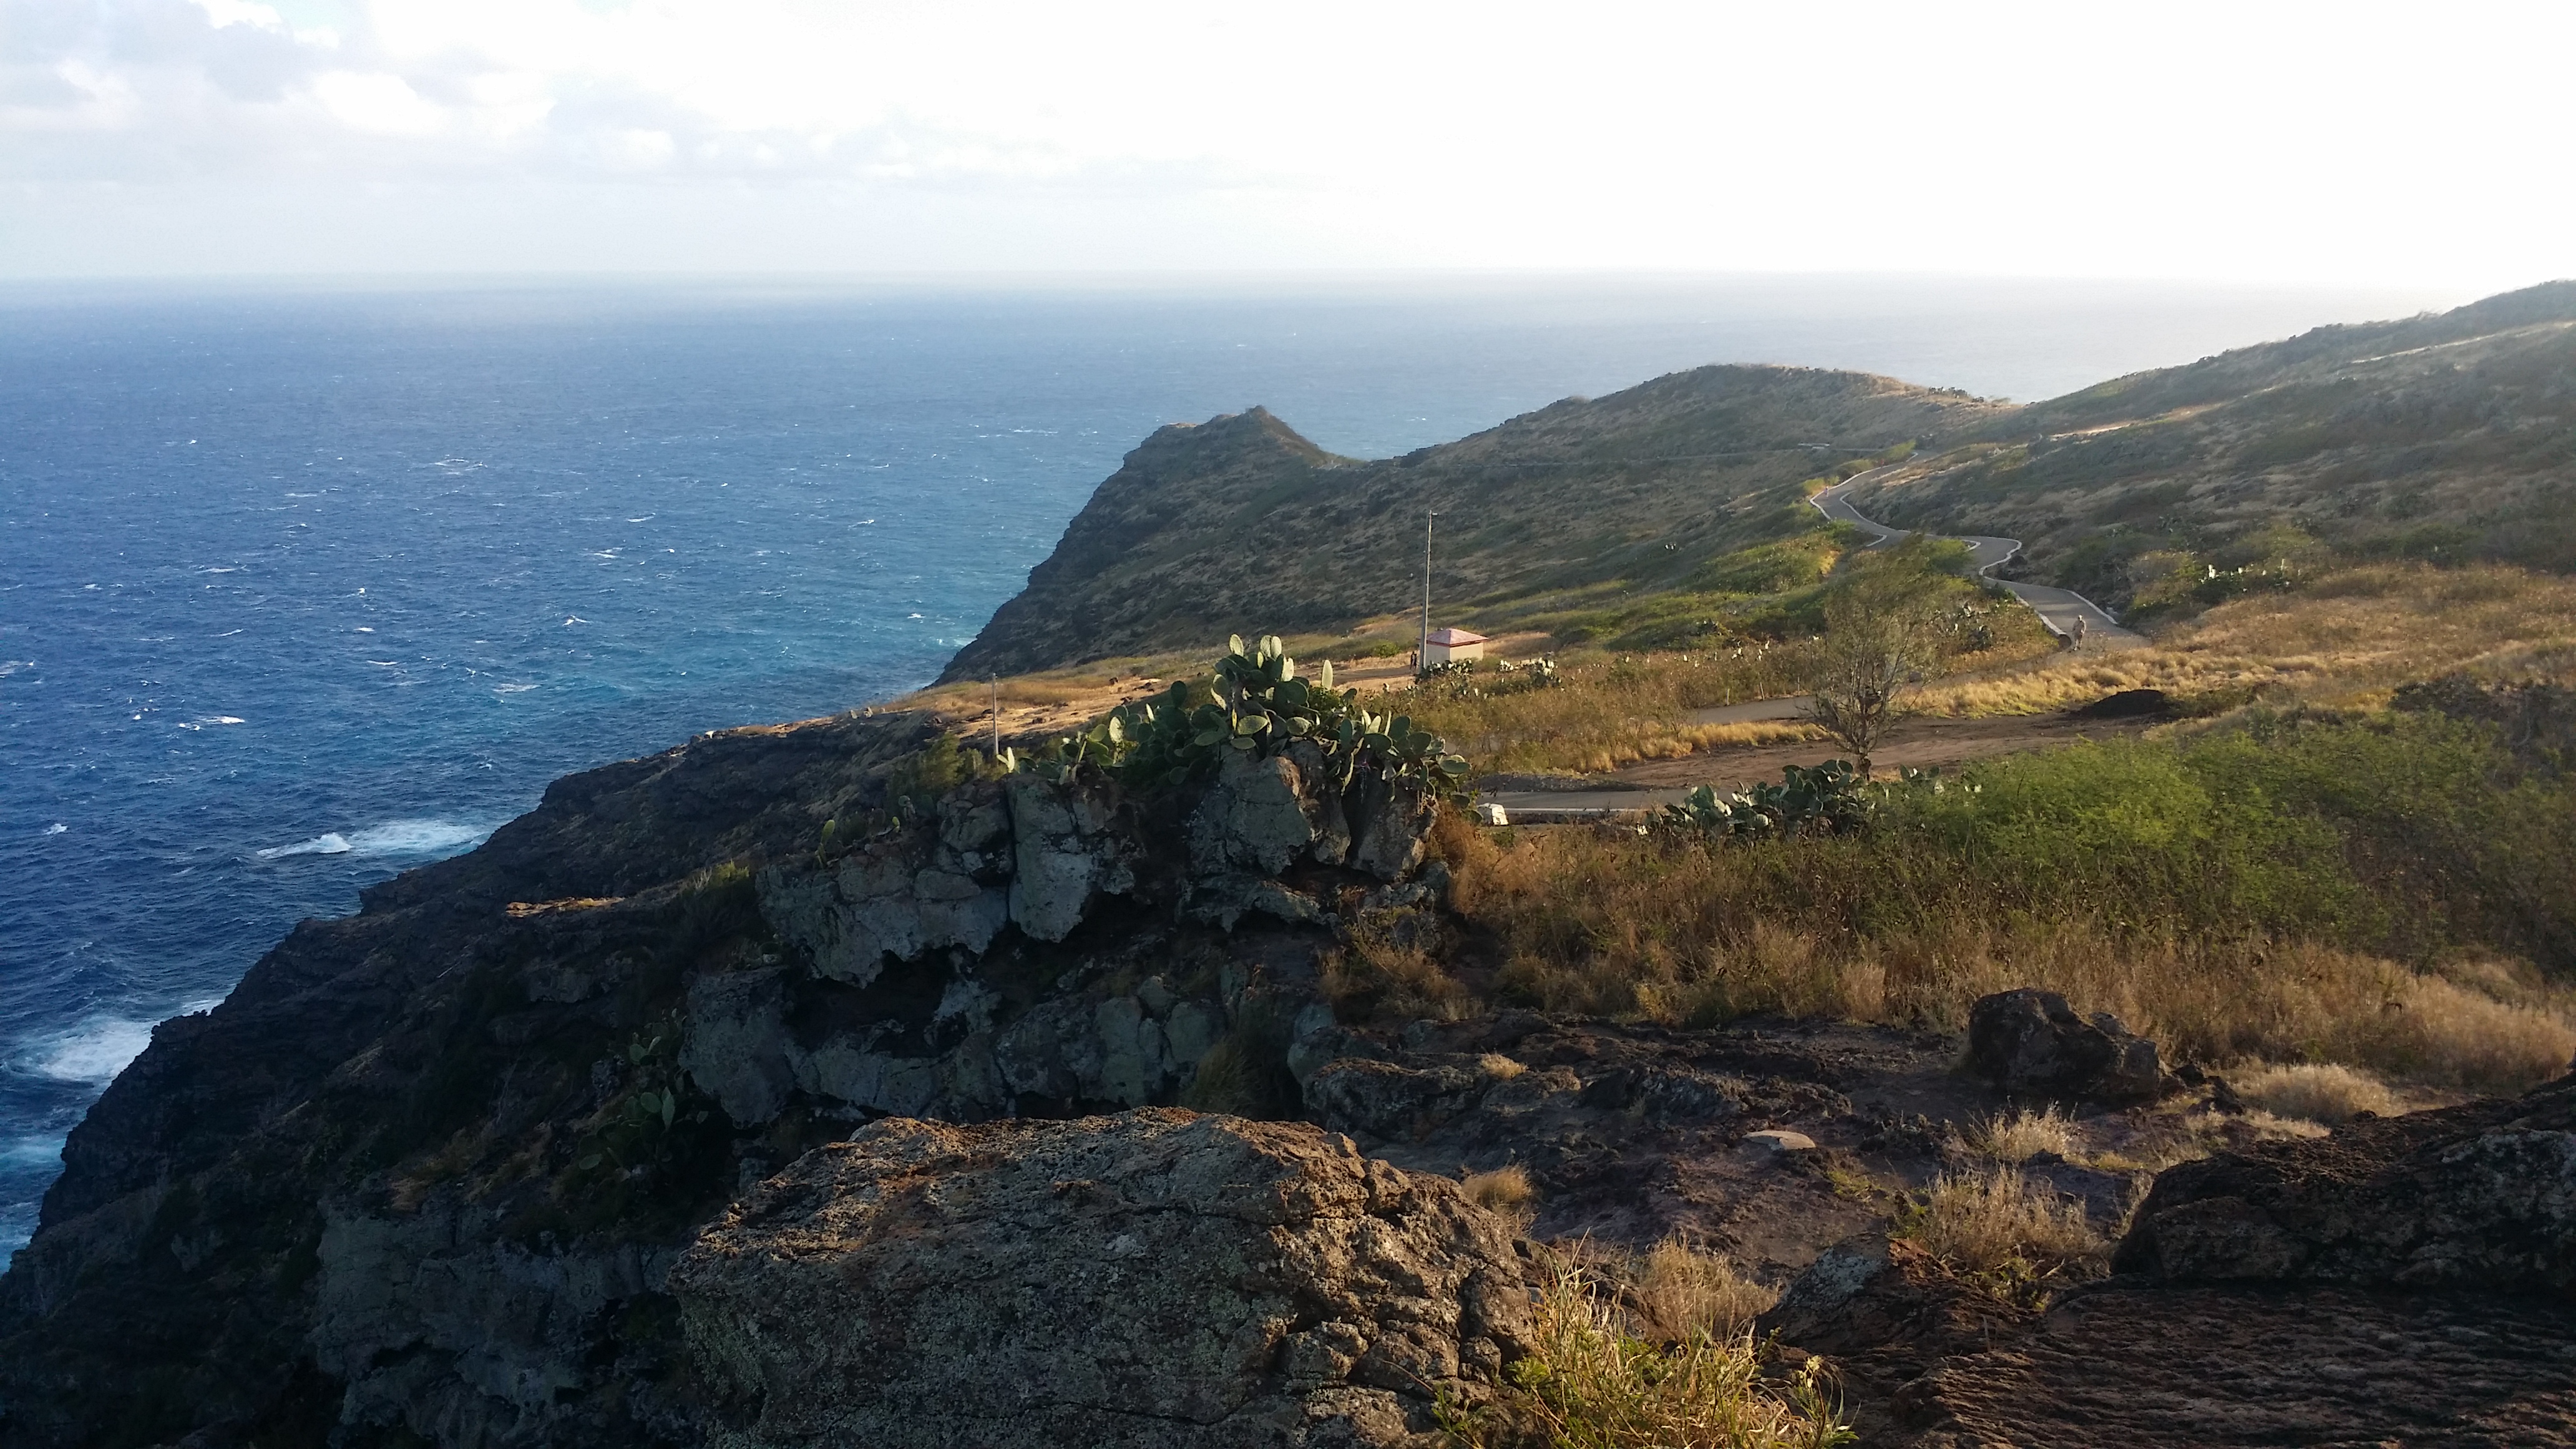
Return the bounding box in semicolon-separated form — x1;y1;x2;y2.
938;366;2008;680
945;283;2576;678
1850;281;2576;609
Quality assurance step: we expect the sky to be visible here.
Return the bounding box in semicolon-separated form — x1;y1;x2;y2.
2;0;2570;287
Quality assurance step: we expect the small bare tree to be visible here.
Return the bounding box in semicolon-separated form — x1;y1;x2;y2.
1808;568;1938;778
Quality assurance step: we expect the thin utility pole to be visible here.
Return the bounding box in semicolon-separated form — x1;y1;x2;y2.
1418;510;1435;673
990;675;1001;761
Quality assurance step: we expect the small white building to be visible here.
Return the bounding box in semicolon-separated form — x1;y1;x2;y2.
1423;627;1489;666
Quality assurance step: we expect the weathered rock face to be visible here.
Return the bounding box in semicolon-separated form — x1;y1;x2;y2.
2114;1071;2576;1291
1749;1072;2576;1447
0;706;1452;1449
671;1110;1530;1449
1964;988;2165;1105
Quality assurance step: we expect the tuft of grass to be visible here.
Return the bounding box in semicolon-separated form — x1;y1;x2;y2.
1322;927;1477;1026
1896;1168;2104;1302
2234;1063;2402;1125
1963;1107;2082;1164
1179;1007;1302;1120
1461;1164;1538;1219
1442;1264;1852;1449
1629;1237;1777;1347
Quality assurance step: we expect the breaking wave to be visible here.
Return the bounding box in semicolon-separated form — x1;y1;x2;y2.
256;819;492;862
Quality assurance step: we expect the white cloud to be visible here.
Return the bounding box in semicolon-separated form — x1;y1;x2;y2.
309;69;439;135
187;0;284;29
0;0;2570;286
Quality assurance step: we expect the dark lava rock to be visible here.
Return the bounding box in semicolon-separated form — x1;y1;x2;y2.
2114;1071;2576;1291
2068;687;2172;719
1966;988;2166;1105
671;1110;1528;1448
1798;1073;2576;1446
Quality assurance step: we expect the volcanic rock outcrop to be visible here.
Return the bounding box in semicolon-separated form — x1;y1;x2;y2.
2115;1069;2576;1290
673;1110;1530;1449
0;711;1450;1448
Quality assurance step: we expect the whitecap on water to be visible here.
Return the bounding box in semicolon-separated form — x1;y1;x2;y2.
258;831;353;858
1;1135;64;1169
27;1018;157;1083
257;819;490;861
41;823;66;837
16;994;233;1085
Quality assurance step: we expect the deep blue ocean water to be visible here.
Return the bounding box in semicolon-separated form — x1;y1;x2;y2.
0;273;2456;1251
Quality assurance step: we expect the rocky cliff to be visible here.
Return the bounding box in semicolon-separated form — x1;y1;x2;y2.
0;710;1459;1448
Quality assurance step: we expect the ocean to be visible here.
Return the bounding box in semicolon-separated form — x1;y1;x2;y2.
0;272;2458;1251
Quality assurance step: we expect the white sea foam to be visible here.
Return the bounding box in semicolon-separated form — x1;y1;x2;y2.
258;831;353;858
41;823;66;836
0;660;34;677
1;1135;64;1168
31;1019;154;1082
492;682;537;694
258;819;490;862
19;993;230;1086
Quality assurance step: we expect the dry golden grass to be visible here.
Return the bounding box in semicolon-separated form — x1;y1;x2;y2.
1911;563;2576;718
1901;1168;2103;1281
1407;646;1829;775
1963;1107;2081;1164
2235;1063;2402;1125
1440;826;2576;1095
1442;1264;1850;1449
1462;1164;1538;1215
1322;927;1478;1025
1628;1237;1778;1346
2090;1108;2329;1174
1407;626;2060;776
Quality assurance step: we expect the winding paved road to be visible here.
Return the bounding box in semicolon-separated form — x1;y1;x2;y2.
1477;464;2144;822
1812;465;2140;646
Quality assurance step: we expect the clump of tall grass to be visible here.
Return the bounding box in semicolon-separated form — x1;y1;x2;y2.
1322;924;1477;1025
1963;1107;2082;1164
1440;1263;1851;1449
1896;1168;2105;1302
1461;1164;1538;1221
1628;1236;1778;1346
2234;1063;2402;1125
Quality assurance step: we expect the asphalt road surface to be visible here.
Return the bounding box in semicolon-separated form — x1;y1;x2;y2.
1811;467;2141;647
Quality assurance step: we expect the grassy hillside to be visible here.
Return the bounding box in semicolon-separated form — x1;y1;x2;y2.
1851;281;2576;611
937;366;2010;680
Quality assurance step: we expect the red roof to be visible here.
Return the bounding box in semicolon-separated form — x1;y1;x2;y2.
1425;627;1488;645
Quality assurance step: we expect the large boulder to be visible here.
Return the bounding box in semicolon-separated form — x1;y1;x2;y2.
1965;988;2166;1105
2114;1071;2576;1291
670;1110;1532;1449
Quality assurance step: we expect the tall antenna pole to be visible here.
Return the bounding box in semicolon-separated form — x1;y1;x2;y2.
1419;510;1434;675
